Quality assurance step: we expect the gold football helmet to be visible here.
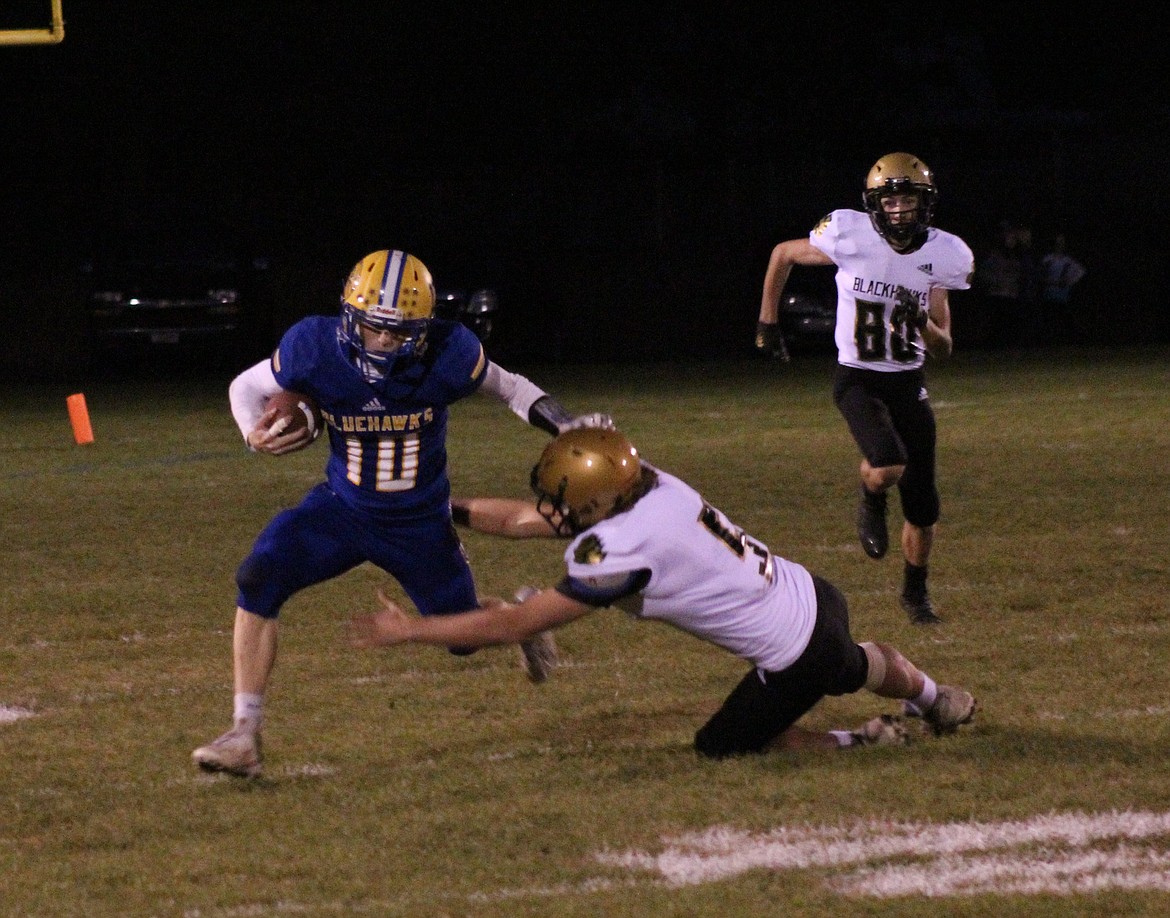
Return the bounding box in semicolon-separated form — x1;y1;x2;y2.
863;152;938;247
339;249;436;379
530;428;644;535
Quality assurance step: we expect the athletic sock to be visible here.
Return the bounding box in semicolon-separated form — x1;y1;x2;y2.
906;675;938;716
830;730;857;748
903;561;928;599
233;692;264;733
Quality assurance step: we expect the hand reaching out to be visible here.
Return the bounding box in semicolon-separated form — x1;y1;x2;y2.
349;588;414;648
558;412;615;433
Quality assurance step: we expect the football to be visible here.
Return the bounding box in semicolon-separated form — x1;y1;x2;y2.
263;389;322;453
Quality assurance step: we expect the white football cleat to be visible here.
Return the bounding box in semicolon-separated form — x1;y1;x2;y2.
850;714;910;747
192;727;263;778
922;685;977;736
904;685;978;736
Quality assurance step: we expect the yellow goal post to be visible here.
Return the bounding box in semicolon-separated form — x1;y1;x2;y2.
0;0;64;45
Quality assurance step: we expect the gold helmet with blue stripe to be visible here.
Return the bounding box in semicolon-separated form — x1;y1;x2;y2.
339;249;436;379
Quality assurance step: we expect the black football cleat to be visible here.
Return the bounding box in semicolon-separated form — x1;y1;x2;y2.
901;592;943;625
857;486;889;560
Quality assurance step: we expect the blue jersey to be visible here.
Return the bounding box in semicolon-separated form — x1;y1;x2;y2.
270;315;487;516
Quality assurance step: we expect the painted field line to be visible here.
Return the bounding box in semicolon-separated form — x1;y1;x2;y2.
0;704;37;724
830;845;1170;897
3;450;238;481
596;810;1170;895
1039;704;1170;721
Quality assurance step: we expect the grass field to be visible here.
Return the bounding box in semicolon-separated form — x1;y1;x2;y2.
3;346;1169;917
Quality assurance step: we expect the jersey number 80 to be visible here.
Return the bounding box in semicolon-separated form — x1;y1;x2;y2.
855;298;920;363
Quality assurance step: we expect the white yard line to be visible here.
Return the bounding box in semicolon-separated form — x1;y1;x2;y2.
597;810;1170;895
173;811;1170;915
0;704;36;723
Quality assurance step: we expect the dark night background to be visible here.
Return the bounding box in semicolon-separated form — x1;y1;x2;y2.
2;2;1168;379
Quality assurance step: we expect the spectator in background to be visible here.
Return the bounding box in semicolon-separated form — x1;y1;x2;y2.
1040;233;1087;345
1015;224;1041;308
975;221;1040;348
971;224;1017;347
1014;224;1043;346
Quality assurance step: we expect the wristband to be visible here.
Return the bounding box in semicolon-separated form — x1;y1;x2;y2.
528;395;573;436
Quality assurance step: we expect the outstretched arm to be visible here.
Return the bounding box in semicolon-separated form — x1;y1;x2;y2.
478;362;613;435
350;586;593;649
451;497;562;539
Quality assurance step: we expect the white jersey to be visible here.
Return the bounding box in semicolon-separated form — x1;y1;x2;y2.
562;470;817;672
810;209;974;372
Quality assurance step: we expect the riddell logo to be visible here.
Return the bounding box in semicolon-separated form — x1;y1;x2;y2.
917;263;933;274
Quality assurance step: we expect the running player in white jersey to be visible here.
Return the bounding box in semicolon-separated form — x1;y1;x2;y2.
351;428;977;759
756;153;975;625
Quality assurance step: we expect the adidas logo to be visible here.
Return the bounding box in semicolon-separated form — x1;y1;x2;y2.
362;397;385;412
917;263;933;274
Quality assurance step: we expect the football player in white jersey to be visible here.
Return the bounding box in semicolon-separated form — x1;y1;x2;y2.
351;428;977;759
756;153;975;625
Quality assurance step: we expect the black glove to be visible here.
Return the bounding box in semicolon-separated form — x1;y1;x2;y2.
890;292;928;331
755;321;789;360
755;321;790;361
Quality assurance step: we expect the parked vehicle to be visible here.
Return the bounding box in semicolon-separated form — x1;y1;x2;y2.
434;287;499;343
80;228;268;373
777;266;837;354
84;257;253;348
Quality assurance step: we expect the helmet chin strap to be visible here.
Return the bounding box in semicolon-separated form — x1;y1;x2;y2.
355;348;387;382
886;226;928;254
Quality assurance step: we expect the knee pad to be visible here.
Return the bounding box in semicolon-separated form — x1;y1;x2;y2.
235;553;269;596
234;552;285;620
860;641;886;691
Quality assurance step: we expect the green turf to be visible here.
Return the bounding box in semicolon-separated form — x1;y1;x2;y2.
2;346;1169;916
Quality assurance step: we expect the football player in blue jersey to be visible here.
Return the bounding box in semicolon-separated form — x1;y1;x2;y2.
756;154;975;626
193;249;610;777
